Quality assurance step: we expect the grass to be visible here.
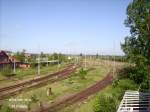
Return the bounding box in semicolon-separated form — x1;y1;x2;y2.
0;60;125;112
15;64;66;78
0;63;68;86
61;79;139;112
1;61;111;111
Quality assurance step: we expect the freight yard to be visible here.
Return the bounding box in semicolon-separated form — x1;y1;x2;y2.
1;0;150;111
0;55;125;112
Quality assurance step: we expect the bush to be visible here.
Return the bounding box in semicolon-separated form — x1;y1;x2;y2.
93;95;117;112
118;79;137;90
112;79;138;101
129;66;148;84
117;66;149;91
78;68;87;79
139;75;150;92
93;79;138;112
112;79;119;87
117;66;134;79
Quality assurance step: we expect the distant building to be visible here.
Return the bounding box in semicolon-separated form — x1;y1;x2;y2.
0;51;11;65
0;51;30;69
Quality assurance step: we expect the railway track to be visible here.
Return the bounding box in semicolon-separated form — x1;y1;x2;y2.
0;64;78;100
33;73;113;112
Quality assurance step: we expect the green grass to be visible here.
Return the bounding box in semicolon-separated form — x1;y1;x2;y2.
1;63;110;111
61;79;139;112
0;63;67;86
0;60;125;112
15;64;66;78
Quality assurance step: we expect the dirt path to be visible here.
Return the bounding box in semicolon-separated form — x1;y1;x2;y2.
32;73;113;112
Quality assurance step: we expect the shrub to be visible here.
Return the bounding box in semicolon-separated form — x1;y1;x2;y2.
117;66;134;79
117;66;149;91
112;79;119;87
78;68;87;79
129;66;148;84
93;95;117;112
93;79;139;112
139;77;150;92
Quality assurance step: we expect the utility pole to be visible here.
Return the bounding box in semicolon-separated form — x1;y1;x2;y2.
38;53;40;75
47;56;48;67
84;53;86;70
57;53;60;71
13;60;16;74
113;42;116;77
77;56;79;64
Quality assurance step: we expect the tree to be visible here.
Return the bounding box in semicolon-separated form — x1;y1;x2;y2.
14;49;26;62
48;53;67;62
96;53;99;58
80;53;83;57
122;0;150;65
122;0;150;63
40;51;46;58
121;0;150;90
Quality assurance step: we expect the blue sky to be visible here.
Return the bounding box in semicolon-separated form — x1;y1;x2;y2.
0;0;132;55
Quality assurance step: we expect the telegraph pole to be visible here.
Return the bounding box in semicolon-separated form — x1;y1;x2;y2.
46;55;48;67
13;60;16;74
57;53;60;71
113;41;116;77
84;53;86;70
38;53;40;75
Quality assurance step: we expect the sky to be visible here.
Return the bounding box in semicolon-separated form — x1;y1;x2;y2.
0;0;132;55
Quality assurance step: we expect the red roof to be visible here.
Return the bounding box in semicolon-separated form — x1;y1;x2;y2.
0;50;20;63
0;51;8;57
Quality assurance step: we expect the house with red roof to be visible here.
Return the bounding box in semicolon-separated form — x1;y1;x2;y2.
0;51;30;69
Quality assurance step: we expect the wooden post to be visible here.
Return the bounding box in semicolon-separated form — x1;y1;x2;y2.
47;87;52;96
39;101;43;111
